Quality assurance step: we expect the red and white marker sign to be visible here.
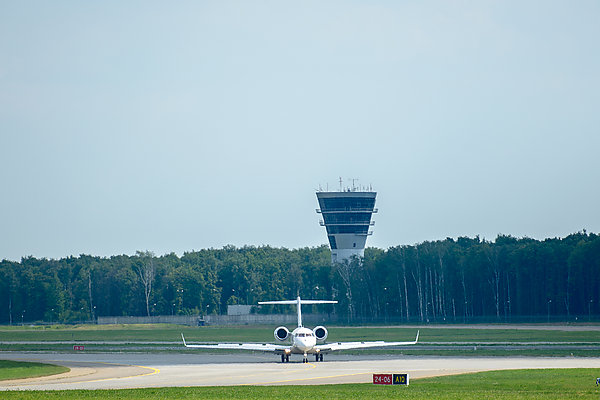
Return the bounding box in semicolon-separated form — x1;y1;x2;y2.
373;373;409;385
373;374;392;385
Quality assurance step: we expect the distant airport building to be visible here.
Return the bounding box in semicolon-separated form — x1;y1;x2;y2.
316;182;377;263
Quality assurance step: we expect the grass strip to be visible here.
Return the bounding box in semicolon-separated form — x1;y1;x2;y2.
1;324;599;343
2;368;600;399
0;360;69;381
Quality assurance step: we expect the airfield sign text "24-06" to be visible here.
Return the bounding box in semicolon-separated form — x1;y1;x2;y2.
373;373;409;385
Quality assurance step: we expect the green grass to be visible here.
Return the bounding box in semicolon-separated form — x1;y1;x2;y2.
1;369;599;399
0;360;69;381
330;326;600;343
1;324;599;343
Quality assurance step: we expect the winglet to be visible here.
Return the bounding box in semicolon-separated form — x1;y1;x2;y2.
181;333;187;347
415;330;420;344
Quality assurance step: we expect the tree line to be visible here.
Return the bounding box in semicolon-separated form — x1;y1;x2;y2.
0;231;598;324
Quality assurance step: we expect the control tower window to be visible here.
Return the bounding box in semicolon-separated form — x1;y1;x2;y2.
328;235;337;249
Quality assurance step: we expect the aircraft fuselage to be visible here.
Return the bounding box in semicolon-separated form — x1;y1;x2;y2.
289;326;317;354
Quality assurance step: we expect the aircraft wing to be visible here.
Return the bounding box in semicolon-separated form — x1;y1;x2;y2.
181;334;289;353
315;330;419;352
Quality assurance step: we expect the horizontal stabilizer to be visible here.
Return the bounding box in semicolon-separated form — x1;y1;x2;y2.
258;300;337;305
258;296;337;327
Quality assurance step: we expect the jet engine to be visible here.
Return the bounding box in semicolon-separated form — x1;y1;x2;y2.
313;326;328;342
274;326;290;341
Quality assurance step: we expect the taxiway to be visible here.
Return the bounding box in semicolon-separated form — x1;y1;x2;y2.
2;352;600;390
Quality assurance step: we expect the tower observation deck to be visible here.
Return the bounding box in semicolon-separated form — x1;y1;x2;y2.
316;188;377;264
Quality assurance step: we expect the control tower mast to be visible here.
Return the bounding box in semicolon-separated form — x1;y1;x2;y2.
316;181;377;264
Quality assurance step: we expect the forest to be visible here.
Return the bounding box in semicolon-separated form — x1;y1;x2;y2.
0;231;599;324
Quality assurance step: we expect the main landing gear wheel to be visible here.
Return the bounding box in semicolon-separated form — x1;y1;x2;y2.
319;353;323;362
281;354;285;363
286;355;289;362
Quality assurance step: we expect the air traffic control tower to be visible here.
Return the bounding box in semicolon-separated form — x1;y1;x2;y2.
316;185;377;264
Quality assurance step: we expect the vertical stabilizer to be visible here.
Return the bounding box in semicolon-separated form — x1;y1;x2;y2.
296;296;303;327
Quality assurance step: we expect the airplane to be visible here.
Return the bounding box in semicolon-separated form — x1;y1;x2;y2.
181;296;419;363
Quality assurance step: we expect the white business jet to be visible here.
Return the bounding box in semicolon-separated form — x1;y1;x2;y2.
181;296;419;363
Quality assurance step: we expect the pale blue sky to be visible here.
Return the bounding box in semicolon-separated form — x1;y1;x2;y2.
1;1;599;261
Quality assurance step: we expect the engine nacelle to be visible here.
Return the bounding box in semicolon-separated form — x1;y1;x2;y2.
313;326;328;342
274;326;290;341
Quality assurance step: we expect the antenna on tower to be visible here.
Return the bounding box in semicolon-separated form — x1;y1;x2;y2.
339;177;343;192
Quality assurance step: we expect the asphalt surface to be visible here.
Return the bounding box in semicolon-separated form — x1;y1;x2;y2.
2;352;600;390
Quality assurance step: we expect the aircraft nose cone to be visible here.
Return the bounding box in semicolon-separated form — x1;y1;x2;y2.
297;342;309;351
296;338;315;352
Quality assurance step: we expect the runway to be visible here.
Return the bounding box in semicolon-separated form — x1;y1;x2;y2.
2;352;600;390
